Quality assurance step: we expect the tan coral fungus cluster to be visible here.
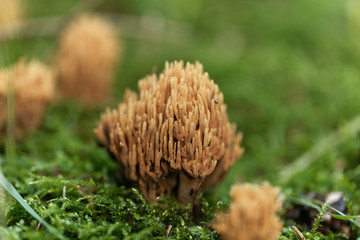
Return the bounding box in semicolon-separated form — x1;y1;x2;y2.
0;0;22;25
214;182;283;240
95;61;243;204
0;59;55;138
57;14;120;105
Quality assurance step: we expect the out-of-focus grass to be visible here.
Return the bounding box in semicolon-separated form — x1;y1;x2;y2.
1;0;360;239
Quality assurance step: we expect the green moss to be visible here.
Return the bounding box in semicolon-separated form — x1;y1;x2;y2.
3;176;219;239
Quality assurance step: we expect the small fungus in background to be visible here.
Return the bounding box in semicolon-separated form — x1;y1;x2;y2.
0;59;55;139
0;0;22;26
56;14;121;105
214;182;283;240
95;60;244;204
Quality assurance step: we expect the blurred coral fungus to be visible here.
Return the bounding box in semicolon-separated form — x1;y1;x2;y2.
0;59;55;139
0;0;22;25
95;61;243;204
56;14;120;105
214;182;283;240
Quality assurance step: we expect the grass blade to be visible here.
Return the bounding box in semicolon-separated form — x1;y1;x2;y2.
280;114;360;183
290;196;360;228
0;169;66;239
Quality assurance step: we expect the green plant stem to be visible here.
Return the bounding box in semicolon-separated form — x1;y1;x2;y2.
289;196;360;228
5;76;16;162
0;166;4;227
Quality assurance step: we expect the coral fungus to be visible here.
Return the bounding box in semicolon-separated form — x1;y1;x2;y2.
57;14;120;105
0;0;22;25
95;61;243;203
214;182;283;240
0;59;55;139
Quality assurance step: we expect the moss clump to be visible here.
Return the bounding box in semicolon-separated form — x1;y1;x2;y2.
3;176;220;239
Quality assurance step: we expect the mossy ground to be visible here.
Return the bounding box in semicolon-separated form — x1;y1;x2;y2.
1;0;360;239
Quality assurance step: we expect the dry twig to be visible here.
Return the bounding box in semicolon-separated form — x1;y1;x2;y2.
165;225;172;238
292;226;306;240
62;185;66;199
71;184;87;197
0;13;193;46
36;222;41;231
71;184;94;210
